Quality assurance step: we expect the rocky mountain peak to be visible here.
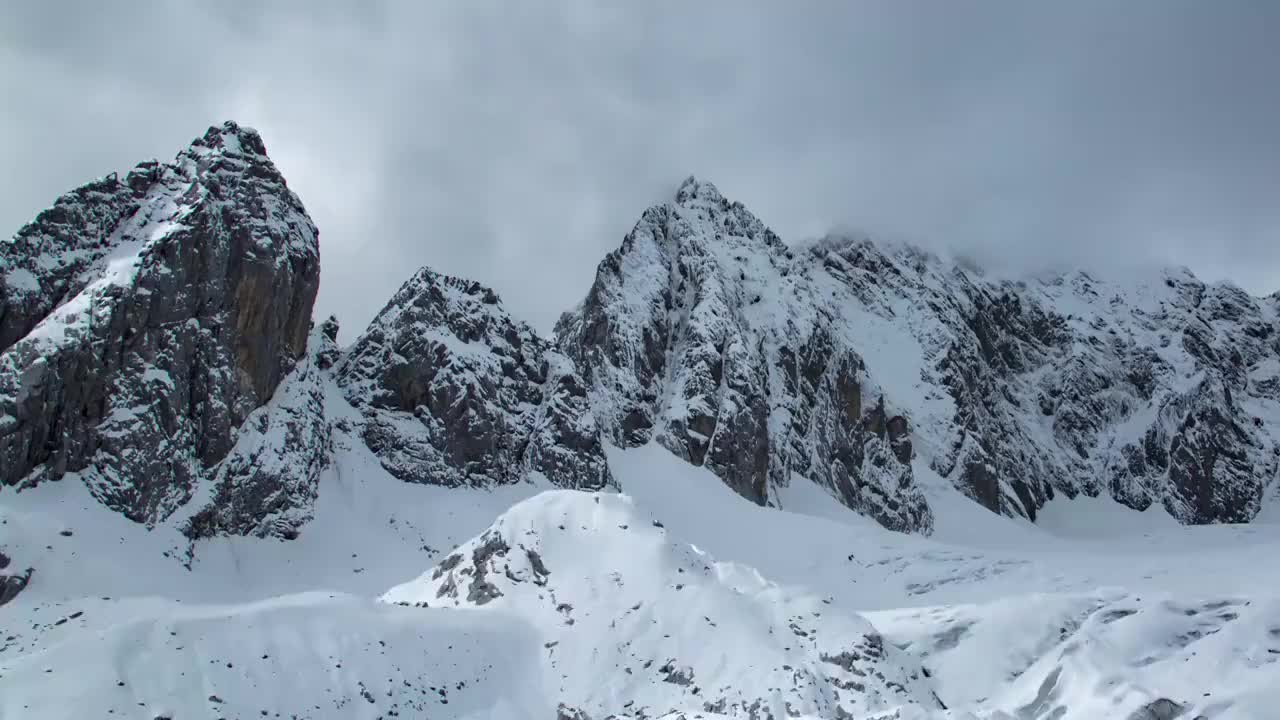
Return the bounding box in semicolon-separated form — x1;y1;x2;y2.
0;121;320;526
6;118;1278;554
558;182;933;532
559;179;1280;531
797;233;1280;525
360;266;510;352
188;120;270;159
673;174;725;207
666;175;787;257
337;264;612;492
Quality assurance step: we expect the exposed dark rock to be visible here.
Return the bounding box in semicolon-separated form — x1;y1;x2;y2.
559;180;1280;528
524;548;550;579
432;552;464;580
0;567;33;607
808;241;1280;526
465;534;509;605
181;324;336;541
315;315;341;370
1164;381;1262;522
1127;698;1188;720
659;661;694;685
557;704;593;720
336;267;611;491
429;530;513;606
0;121;320;528
557;177;932;533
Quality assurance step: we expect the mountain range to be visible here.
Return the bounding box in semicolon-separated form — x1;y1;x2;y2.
2;123;1277;719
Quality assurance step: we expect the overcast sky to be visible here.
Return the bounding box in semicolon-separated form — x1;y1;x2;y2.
4;2;1279;338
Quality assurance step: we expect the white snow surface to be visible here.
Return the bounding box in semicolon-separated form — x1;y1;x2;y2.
382;490;940;718
4;427;1279;718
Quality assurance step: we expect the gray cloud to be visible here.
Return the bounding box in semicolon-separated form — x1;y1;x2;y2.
4;1;1279;339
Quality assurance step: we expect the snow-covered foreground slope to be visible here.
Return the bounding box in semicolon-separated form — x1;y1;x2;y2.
0;593;549;719
610;447;1280;719
5;433;1279;718
383;490;941;719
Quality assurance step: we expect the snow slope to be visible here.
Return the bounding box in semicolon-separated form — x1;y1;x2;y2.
1;593;549;720
383;490;941;719
611;446;1280;719
5;437;1278;718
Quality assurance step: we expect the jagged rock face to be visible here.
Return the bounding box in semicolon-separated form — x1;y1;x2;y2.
992;271;1276;524
336;267;611;491
559;178;1277;528
0;122;321;526
182;324;337;542
557;178;931;533
800;237;1279;524
4;118;1274;544
0;568;32;607
0;173;147;352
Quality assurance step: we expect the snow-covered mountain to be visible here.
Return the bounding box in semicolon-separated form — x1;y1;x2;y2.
556;178;929;532
1;122;320;540
560;176;1280;528
335;266;612;492
2;123;1278;719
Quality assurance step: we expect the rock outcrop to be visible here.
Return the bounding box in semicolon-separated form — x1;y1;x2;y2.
0;121;321;526
336;267;612;491
0;549;32;607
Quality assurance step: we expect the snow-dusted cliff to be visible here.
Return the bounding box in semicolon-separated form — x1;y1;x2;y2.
556;178;930;532
336;266;612;492
0;122;320;528
6;134;1273;546
793;235;1280;525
